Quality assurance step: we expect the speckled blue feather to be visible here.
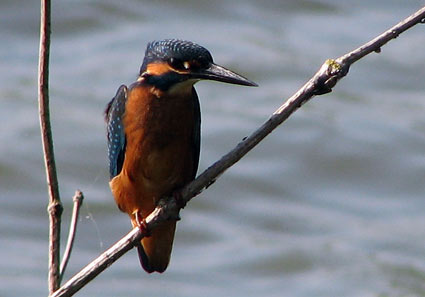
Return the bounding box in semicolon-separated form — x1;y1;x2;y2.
140;39;213;74
105;85;127;179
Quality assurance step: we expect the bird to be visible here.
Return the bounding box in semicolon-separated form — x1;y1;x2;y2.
105;39;257;273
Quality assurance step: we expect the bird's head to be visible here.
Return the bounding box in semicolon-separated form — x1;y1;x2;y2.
138;39;257;91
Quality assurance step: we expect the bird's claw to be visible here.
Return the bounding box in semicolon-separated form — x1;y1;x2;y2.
135;211;151;237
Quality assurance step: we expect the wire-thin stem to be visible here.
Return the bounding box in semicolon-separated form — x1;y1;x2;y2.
59;190;84;283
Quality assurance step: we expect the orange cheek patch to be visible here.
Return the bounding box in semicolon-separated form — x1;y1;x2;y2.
146;62;173;76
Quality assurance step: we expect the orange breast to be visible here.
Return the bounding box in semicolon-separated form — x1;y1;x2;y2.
110;83;197;218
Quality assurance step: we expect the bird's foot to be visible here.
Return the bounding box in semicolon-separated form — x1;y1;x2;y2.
173;190;186;210
135;211;151;237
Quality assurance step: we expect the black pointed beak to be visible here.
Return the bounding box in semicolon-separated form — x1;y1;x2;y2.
191;63;258;87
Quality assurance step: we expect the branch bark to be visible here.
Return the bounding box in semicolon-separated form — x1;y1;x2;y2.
50;6;425;297
38;0;64;294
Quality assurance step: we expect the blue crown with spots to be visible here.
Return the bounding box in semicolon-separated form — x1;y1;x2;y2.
139;39;213;74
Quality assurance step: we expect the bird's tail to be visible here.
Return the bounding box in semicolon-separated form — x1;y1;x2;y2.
132;219;176;273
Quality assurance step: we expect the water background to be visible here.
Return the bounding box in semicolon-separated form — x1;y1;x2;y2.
1;1;425;296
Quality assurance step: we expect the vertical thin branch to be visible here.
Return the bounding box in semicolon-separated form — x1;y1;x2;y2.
38;0;63;294
60;190;84;283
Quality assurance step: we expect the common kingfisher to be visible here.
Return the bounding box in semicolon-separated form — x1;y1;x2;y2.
105;39;257;273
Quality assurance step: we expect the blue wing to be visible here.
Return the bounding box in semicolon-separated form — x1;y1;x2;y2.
105;85;128;179
191;87;201;179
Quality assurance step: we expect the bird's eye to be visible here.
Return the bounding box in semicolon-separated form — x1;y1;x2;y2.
169;58;185;70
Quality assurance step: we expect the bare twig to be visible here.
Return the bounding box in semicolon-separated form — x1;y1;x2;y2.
60;190;84;283
51;228;141;297
38;0;63;293
50;6;425;297
336;7;425;66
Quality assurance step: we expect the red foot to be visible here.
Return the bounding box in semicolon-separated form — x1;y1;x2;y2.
135;211;151;237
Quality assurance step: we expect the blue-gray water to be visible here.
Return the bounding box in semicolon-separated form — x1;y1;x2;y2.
1;1;425;296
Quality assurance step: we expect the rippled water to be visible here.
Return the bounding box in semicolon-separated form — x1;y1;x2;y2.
1;1;425;296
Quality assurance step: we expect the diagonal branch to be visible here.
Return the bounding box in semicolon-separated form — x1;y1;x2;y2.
50;6;425;297
38;0;63;293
